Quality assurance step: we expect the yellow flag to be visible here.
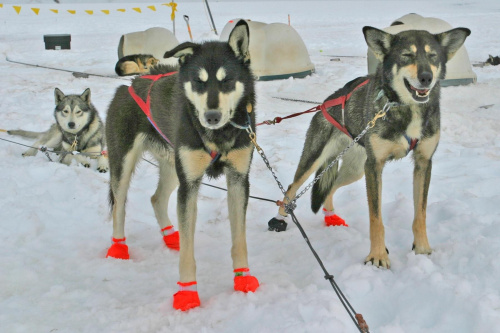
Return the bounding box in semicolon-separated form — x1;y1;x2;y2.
148;6;156;11
162;2;177;21
13;5;21;14
50;9;58;14
67;10;76;14
101;9;110;15
85;10;93;15
117;9;126;12
132;7;141;13
0;4;4;8
31;8;40;15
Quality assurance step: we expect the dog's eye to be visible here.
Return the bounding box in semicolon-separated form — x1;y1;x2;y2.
402;53;414;58
428;53;438;59
62;110;69;114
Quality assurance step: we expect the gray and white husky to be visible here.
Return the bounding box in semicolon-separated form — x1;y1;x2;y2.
105;20;259;311
269;26;470;269
8;88;108;172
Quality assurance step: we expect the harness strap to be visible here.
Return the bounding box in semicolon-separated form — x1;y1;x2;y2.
320;79;370;139
128;72;177;147
404;134;419;152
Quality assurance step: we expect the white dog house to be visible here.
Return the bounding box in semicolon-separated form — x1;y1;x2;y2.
220;19;315;81
117;27;179;61
367;13;476;86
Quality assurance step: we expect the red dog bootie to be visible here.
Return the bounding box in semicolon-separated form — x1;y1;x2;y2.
173;281;200;311
106;237;130;259
161;226;180;251
323;208;348;227
234;268;259;293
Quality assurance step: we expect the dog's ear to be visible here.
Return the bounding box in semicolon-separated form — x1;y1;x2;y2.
228;20;250;62
80;88;91;105
363;26;393;61
54;88;65;105
164;42;199;64
435;27;471;61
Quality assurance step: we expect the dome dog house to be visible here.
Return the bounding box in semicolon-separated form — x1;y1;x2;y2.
367;13;476;86
220;19;315;81
117;27;179;61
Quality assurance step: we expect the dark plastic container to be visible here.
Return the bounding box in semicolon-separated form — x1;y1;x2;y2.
44;34;71;50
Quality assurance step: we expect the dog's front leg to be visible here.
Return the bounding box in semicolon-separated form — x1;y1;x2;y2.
173;148;211;311
364;156;390;268
226;165;259;293
412;133;439;255
226;168;250;270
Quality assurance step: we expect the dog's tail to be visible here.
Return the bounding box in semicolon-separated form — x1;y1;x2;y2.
7;129;44;139
311;159;339;213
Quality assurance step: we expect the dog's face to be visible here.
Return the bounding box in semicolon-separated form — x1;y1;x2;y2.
164;21;252;130
364;26;470;104
486;55;500;66
54;88;93;134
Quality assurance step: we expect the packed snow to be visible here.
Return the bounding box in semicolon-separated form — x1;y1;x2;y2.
1;1;499;332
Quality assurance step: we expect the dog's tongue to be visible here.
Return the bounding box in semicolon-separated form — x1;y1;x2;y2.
411;85;429;94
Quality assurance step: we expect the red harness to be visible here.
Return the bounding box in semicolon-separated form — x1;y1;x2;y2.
128;72;177;147
257;78;418;152
128;72;221;162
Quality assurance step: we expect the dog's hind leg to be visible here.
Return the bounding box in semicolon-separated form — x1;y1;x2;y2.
411;133;439;255
106;135;144;259
320;144;366;226
22;126;61;157
151;156;179;250
277;130;335;218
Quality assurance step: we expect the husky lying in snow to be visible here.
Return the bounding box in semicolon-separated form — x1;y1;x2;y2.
8;88;108;172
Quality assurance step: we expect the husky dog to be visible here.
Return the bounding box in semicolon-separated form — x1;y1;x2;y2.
8;88;109;172
115;54;159;76
268;26;470;268
105;20;259;310
486;54;500;66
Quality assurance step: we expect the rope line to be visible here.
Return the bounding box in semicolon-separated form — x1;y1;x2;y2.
141;157;277;204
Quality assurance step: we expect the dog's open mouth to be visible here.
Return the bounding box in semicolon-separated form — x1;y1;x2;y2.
404;79;431;102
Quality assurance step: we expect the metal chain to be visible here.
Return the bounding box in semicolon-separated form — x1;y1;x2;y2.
249;102;395;214
246;127;289;199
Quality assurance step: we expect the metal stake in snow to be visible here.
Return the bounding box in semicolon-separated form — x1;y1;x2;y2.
203;0;218;35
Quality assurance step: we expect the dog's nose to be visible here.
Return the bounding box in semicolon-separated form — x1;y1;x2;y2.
68;122;75;129
419;72;433;87
205;110;222;125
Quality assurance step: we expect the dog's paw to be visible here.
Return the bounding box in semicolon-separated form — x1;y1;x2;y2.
163;231;180;251
324;214;348;227
234;275;259;293
365;249;391;269
173;291;200;311
106;242;129;260
22;149;37;157
82;163;91;168
412;243;432;255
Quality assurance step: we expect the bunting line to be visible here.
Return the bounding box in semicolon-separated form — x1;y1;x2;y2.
1;3;173;16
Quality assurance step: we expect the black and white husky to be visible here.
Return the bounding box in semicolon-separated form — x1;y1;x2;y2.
268;26;470;269
105;20;259;311
8;88;108;172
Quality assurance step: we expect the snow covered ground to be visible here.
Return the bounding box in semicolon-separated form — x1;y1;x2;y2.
1;1;499;332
